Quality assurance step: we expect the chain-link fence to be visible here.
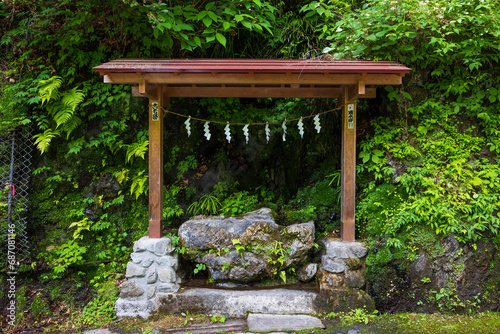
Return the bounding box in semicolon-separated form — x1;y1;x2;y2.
1;124;33;259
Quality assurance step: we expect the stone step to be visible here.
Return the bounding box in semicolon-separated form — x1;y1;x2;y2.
161;320;247;334
247;313;325;333
156;287;319;318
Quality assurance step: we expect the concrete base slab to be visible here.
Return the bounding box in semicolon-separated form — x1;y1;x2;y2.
247;314;325;332
156;288;318;318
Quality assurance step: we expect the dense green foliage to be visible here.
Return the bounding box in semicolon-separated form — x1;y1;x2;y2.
329;0;500;246
1;0;499;327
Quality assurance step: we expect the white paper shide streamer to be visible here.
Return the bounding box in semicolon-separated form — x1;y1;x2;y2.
225;122;231;143
204;121;211;140
180;110;330;143
282;120;287;142
243;124;249;144
314;114;321;134
184;117;191;137
297;117;304;138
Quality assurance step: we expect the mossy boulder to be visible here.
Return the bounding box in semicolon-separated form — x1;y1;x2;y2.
178;208;315;282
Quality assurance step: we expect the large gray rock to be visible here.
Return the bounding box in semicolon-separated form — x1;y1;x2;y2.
283;221;315;266
179;208;278;250
203;251;270;282
178;208;315;282
320;239;368;274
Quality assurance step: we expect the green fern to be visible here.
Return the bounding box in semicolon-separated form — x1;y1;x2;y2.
61;115;82;138
125;140;149;163
52;88;84;128
33;129;60;154
130;170;148;199
34;76;85;153
38;76;63;104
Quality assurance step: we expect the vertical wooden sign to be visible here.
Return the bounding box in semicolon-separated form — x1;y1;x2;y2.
341;87;357;242
148;86;163;238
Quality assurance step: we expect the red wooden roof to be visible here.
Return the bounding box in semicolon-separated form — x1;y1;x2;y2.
94;58;410;74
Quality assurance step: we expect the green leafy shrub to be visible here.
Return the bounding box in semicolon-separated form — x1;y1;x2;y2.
31;293;49;320
15;286;28;324
356;101;500;246
221;191;258;216
285;180;338;230
75;281;118;327
163;184;185;224
285;205;317;224
187;193;221;216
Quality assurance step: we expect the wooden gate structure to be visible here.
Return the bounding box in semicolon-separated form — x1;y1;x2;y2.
94;59;410;242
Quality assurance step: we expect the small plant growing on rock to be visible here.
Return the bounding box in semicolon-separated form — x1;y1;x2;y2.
181;310;193;326
346;258;363;271
421;277;431;284
279;270;287;283
211;315;226;323
232;239;245;256
193;263;206;274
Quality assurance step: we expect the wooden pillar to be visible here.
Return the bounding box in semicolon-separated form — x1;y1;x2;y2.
148;85;163;238
340;86;357;242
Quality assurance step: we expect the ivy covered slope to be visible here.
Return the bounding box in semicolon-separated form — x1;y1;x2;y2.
314;0;500;312
0;0;499;327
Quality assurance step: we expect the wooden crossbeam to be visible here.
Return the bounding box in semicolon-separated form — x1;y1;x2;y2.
132;86;376;99
162;86;344;98
104;72;403;86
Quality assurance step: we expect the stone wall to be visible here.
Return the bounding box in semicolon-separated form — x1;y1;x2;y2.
316;238;375;312
115;233;375;318
115;236;181;318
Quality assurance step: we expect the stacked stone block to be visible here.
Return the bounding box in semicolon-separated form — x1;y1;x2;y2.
115;236;181;318
317;238;375;312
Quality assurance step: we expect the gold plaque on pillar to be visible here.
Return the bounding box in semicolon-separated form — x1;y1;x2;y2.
347;104;354;129
152;102;159;121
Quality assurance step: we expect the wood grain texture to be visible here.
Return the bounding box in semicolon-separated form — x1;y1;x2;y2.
104;72;402;86
148;85;164;238
341;87;357;242
162;86;344;98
